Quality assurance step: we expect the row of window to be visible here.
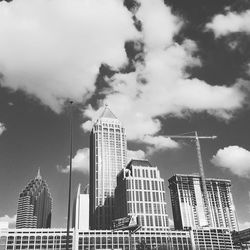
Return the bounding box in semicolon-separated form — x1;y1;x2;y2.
127;179;165;191
127;190;165;203
78;236;190;245
127;202;167;215
95;123;123;129
132;168;158;179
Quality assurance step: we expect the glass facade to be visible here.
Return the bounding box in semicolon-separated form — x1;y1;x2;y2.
89;106;127;230
16;170;52;229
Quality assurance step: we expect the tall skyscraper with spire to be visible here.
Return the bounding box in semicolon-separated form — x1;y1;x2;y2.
16;169;52;229
89;105;127;230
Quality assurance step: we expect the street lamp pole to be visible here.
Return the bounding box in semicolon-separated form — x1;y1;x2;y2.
66;101;73;250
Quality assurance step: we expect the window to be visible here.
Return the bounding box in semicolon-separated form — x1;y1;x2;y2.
139;191;143;201
152;181;155;190
142;169;145;178
135;180;138;189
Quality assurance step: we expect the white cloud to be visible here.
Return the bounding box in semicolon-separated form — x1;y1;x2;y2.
143;135;179;154
82;0;246;151
239;221;250;230
0;0;139;112
206;10;250;37
0;123;6;135
0;214;16;228
57;148;89;174
136;0;182;49
127;149;146;163
211;146;250;178
81;120;93;132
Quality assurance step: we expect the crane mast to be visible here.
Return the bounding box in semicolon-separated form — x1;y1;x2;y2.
166;131;217;227
194;131;212;227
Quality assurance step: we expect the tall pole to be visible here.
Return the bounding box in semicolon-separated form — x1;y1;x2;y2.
66;101;73;250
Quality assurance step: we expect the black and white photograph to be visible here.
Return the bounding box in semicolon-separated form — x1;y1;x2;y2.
0;0;250;249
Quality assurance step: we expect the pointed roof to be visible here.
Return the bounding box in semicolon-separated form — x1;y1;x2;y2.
100;104;117;119
36;168;42;180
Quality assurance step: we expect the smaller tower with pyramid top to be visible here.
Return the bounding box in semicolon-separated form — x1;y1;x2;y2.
16;168;52;228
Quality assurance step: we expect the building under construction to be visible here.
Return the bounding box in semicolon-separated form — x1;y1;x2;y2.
168;174;238;231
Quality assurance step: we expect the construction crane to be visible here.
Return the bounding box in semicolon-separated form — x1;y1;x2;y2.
166;131;217;227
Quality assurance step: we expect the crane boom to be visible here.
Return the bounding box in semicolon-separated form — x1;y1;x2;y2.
166;131;217;227
166;135;217;140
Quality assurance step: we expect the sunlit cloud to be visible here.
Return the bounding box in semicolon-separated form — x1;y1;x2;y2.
57;148;89;174
82;0;246;151
206;10;250;37
0;214;16;228
211;145;250;178
127;149;146;162
0;0;139;112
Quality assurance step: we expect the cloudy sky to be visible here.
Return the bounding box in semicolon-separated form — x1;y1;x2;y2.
0;0;250;229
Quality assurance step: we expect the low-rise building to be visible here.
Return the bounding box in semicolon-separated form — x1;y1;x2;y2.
0;227;235;250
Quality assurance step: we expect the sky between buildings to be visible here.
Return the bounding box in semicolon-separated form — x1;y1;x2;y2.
0;0;250;229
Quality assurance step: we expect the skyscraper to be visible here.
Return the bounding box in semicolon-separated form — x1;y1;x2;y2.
115;159;169;231
16;169;52;229
168;174;237;231
89;105;127;230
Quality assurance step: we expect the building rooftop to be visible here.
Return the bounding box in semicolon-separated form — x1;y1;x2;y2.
168;174;231;183
126;159;153;169
100;105;117;119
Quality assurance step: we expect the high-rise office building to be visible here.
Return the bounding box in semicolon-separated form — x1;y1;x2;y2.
115;159;169;231
16;169;52;229
168;174;237;231
89;105;127;230
72;184;89;230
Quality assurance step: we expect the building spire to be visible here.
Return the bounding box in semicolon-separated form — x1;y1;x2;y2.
100;105;117;119
36;168;42;180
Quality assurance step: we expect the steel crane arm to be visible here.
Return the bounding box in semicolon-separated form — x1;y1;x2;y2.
166;135;217;139
165;131;217;227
